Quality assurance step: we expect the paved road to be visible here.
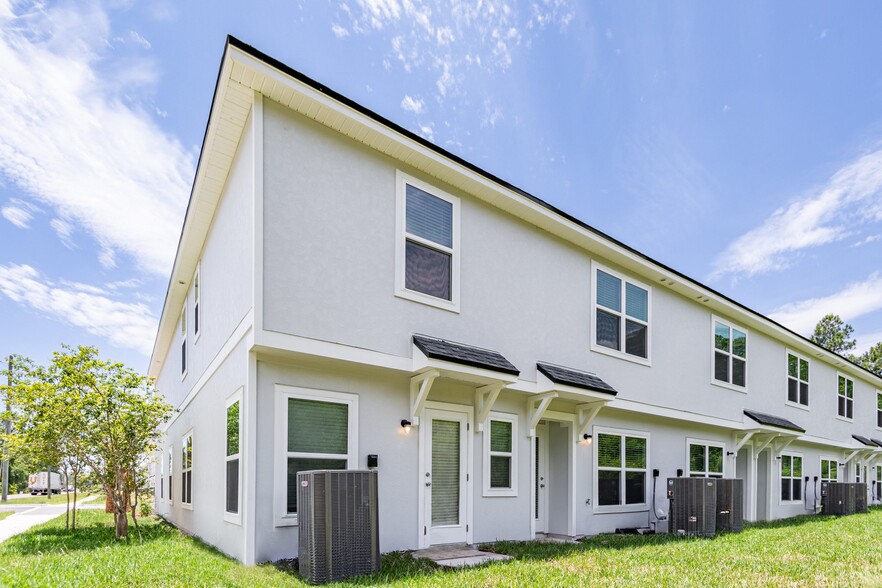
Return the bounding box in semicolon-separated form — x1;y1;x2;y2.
0;496;99;543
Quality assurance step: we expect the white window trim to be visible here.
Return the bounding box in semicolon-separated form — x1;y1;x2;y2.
274;385;359;527
193;262;201;343
685;438;725;478
592;425;650;514
167;446;173;506
224;388;243;525
710;315;748;393
877;390;882;431
590;261;652;367
394;171;461;313
181;429;193;510
820;456;839;483
157;449;164;502
779;451;804;505
784;349;810;410
836;372;854;422
180;304;188;381
482;411;518;497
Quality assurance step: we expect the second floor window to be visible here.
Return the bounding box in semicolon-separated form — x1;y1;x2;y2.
594;267;650;360
837;375;854;419
396;174;459;309
787;352;809;406
713;319;746;388
180;305;187;377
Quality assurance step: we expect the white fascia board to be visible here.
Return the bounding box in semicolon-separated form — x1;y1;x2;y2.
149;54;253;379
255;330;412;373
606;398;747;431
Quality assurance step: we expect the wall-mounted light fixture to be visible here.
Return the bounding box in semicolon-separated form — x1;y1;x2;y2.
582;434;593;444
401;419;412;433
726;451;735;456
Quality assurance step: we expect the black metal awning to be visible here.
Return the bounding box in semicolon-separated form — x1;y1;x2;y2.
536;362;617;396
412;334;519;376
743;409;805;433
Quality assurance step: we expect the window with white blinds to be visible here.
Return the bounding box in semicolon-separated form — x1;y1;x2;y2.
595;428;649;511
274;385;358;526
432;419;461;526
483;413;518;496
396;172;460;311
593;264;650;362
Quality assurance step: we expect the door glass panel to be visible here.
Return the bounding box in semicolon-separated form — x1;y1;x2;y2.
534;438;539;519
432;419;460;526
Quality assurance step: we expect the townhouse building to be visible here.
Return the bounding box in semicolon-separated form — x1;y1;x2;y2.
150;37;882;565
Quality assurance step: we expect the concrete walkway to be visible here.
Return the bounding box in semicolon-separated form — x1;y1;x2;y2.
412;544;512;568
0;495;100;543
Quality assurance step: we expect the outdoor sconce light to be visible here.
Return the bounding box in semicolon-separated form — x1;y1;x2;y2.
726;451;735;456
401;419;412;433
582;434;593;444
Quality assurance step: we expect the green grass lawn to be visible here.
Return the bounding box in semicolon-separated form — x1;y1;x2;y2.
0;511;14;521
2;509;882;587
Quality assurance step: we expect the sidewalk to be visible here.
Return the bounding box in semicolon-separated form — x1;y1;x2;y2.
0;495;100;543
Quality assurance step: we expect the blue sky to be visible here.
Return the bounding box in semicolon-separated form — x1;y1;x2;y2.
2;0;882;372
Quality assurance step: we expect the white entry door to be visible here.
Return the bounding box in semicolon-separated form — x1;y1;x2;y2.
534;423;548;534
423;408;469;545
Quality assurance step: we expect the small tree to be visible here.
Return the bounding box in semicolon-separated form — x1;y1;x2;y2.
811;314;857;355
65;347;171;540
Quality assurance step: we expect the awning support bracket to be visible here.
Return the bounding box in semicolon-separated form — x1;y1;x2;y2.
527;392;558;437
576;402;604;440
475;382;506;432
410;369;440;426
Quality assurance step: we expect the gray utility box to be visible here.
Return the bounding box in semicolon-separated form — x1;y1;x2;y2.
715;478;744;533
297;470;380;584
821;482;867;516
667;478;717;537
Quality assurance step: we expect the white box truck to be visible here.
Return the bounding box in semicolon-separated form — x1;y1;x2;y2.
28;472;62;495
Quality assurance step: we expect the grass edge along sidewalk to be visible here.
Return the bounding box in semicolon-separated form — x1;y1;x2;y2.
3;509;882;586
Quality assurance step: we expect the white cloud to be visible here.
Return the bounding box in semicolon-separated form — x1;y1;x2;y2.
49;217;75;248
127;30;151;49
768;273;882;335
400;94;424;114
1;198;39;228
854;330;882;355
331;23;350;38
0;0;194;275
481;97;503;128
0;263;157;356
418;123;434;141
853;234;881;247
712;148;882;279
336;0;574;102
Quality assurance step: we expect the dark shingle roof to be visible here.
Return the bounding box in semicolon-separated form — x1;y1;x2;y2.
853;434;876;447
413;335;519;376
872;439;882;448
536;362;617;396
743;409;805;433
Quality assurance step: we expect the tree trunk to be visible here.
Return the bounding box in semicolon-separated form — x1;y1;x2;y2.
64;463;70;530
71;470;78;531
114;503;128;539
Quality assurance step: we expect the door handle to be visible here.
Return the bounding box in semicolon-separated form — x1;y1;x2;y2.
540;484;545;488
425;482;431;487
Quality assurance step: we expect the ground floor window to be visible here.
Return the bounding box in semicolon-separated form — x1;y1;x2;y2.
483;412;517;496
596;428;648;508
181;433;193;506
226;393;241;516
781;454;802;501
821;458;838;483
274;385;358;524
687;440;724;478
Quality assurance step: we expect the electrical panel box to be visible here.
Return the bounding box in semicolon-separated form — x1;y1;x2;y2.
298;470;380;584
